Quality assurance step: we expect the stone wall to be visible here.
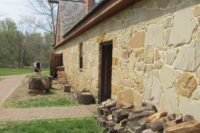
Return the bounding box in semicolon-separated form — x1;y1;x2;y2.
55;0;200;120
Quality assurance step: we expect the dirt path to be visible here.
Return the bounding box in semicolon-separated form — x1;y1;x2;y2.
0;105;97;121
0;75;25;105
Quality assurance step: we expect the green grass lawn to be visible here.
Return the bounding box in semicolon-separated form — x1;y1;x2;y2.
2;93;78;108
0;117;105;133
0;67;50;76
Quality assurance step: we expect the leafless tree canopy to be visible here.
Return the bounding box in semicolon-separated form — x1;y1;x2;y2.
26;0;57;41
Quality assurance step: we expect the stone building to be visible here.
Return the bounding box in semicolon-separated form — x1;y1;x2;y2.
51;0;200;120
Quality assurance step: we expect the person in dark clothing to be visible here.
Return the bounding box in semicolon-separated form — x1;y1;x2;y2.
34;61;41;76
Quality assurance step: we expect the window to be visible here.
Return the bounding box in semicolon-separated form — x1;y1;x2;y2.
79;43;83;70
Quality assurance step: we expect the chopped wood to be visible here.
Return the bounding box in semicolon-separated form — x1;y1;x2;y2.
182;114;195;122
97;99;199;133
129;111;155;120
165;121;200;133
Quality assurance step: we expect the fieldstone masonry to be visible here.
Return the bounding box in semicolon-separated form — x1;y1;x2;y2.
55;0;200;121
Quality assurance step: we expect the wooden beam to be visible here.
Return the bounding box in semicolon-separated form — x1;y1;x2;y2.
48;0;85;4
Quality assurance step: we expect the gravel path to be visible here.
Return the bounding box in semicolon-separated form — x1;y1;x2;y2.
0;105;97;121
0;75;25;105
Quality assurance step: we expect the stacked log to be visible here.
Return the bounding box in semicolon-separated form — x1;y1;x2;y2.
57;66;67;84
97;99;200;133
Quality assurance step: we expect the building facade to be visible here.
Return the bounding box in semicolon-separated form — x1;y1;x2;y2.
53;0;200;120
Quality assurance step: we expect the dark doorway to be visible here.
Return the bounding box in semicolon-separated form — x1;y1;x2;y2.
50;53;63;78
99;41;113;103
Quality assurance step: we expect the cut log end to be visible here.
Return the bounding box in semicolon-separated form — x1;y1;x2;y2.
29;76;52;94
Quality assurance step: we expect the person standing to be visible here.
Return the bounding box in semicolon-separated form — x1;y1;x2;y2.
34;60;41;76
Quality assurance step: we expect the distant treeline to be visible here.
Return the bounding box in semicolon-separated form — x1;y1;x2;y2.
0;18;53;68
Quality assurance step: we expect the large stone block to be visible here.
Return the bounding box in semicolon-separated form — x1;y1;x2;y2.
133;90;143;108
143;71;153;101
122;79;135;88
112;58;120;66
112;68;123;84
128;32;145;49
154;48;161;61
174;41;200;72
145;24;164;48
135;48;144;61
191;86;200;100
176;72;197;97
116;88;134;106
162;16;173;28
196;68;200;85
121;50;132;60
169;8;197;46
179;96;200;121
159;88;178;114
144;46;154;64
154;60;163;70
134;76;144;94
144;64;153;72
135;61;145;71
151;76;162;108
164;29;171;45
166;50;177;65
112;84;122;96
160;51;166;61
143;69;153;101
159;65;176;90
194;6;200;17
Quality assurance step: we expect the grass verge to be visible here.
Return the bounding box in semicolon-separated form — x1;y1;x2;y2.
2;91;78;108
2;78;78;108
0;117;105;133
0;68;33;76
0;67;49;76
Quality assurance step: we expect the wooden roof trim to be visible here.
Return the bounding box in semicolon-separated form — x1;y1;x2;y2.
54;0;139;48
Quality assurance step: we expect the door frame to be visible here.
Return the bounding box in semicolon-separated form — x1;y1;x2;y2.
98;40;113;103
50;53;63;78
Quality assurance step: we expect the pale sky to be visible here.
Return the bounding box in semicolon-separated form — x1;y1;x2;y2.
0;0;31;23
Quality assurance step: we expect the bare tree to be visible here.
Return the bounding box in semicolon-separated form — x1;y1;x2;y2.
25;0;57;42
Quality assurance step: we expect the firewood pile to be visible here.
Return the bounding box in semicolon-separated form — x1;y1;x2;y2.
57;66;67;84
97;99;200;133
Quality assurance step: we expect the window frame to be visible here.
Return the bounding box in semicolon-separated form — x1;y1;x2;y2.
79;43;83;71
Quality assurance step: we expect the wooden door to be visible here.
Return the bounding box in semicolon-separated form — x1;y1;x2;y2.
50;53;63;78
99;41;113;103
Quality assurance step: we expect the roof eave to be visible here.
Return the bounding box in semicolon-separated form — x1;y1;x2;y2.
54;0;140;49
